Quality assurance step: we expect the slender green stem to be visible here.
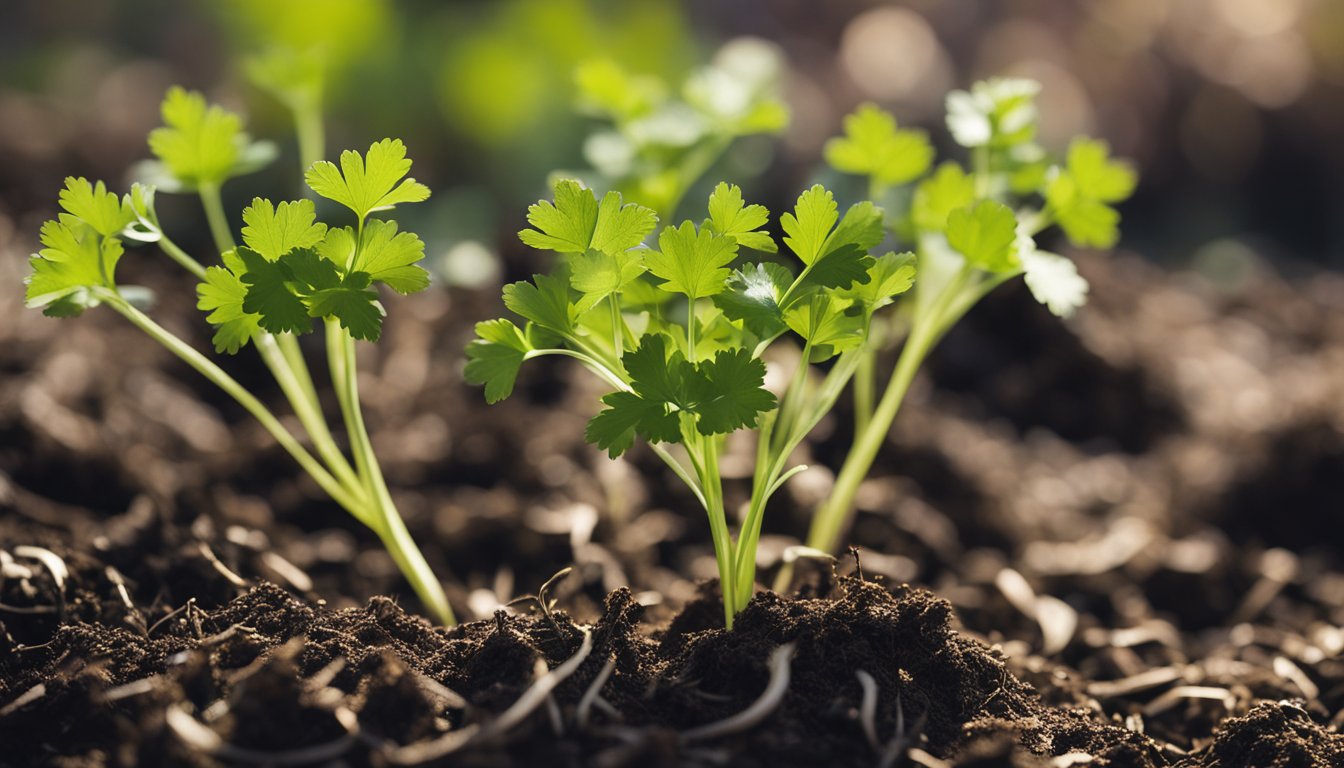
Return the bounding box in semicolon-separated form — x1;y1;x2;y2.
327;320;368;482
853;345;875;437
197;183;235;254
97;289;368;519
294;106;326;173
335;326;454;625
254;333;362;492
608;294;624;361
686;299;697;363
693;431;735;628
799;267;973;562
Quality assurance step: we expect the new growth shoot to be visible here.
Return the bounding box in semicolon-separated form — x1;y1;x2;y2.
24;83;454;625
469;77;1135;629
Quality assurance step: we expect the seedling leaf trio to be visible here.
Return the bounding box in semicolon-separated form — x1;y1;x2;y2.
25;69;1134;630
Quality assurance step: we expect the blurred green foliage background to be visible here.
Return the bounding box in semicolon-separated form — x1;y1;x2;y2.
1;0;1341;287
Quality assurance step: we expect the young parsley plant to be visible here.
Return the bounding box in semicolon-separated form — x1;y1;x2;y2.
25;84;454;625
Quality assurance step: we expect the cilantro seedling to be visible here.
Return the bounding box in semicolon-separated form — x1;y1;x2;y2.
25;84;453;625
470;79;1135;628
468;179;911;628
797;83;1136;578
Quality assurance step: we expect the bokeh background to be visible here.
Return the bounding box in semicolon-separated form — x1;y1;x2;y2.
2;0;1342;277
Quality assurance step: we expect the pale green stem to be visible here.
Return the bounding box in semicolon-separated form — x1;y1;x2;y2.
693;431;735;628
294;105;326;173
608;294;624;361
798;267;973;562
335;326;454;626
96;289;368;520
254;333;362;493
197;183;235;254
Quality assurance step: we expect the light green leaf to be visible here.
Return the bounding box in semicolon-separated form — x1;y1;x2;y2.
824;103;934;187
58;177;134;237
197;249;260;354
502;270;576;335
305;138;430;221
25;218;121;315
780;185;837;265
241;198;327;261
713;262;793;338
464;319;532;404
946;201;1020;273
1066;138;1136;203
785;293;864;360
705;182;776;253
519;180;598;253
911;162;975;233
519;180;656;256
570;248;647;313
148;87;262;187
839;251;917;312
319;219;430;294
646;221;738;300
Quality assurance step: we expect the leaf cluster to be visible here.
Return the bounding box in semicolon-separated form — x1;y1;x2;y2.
467;179;915;457
199;140;432;350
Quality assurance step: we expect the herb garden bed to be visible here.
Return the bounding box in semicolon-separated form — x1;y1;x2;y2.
3;67;1342;767
2;252;1342;767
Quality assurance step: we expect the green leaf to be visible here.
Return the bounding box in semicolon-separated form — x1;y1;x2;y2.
713;262;793;338
464;319;532;404
705;182;776;253
586;334;690;457
785;293;864;360
692;348;776;435
519;180;598;253
241;198;328;261
586;391;680;458
574;58;665;121
911;162;975;233
1022;249;1088;318
780;185;837;264
148;87;260;187
798;201;882;293
824;103;934;187
238;246;387;340
58;177;134;237
25;218;121;315
518;180;656;256
319;219;431;294
307;272;384;341
197;249;261;354
238;247;316;335
305;138;430;221
646;221;738;300
839;251;917;313
1065;138;1136;203
502;270;576;335
1044;138;1136;249
592;188;658;255
946;201;1020;272
570;248;647;313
